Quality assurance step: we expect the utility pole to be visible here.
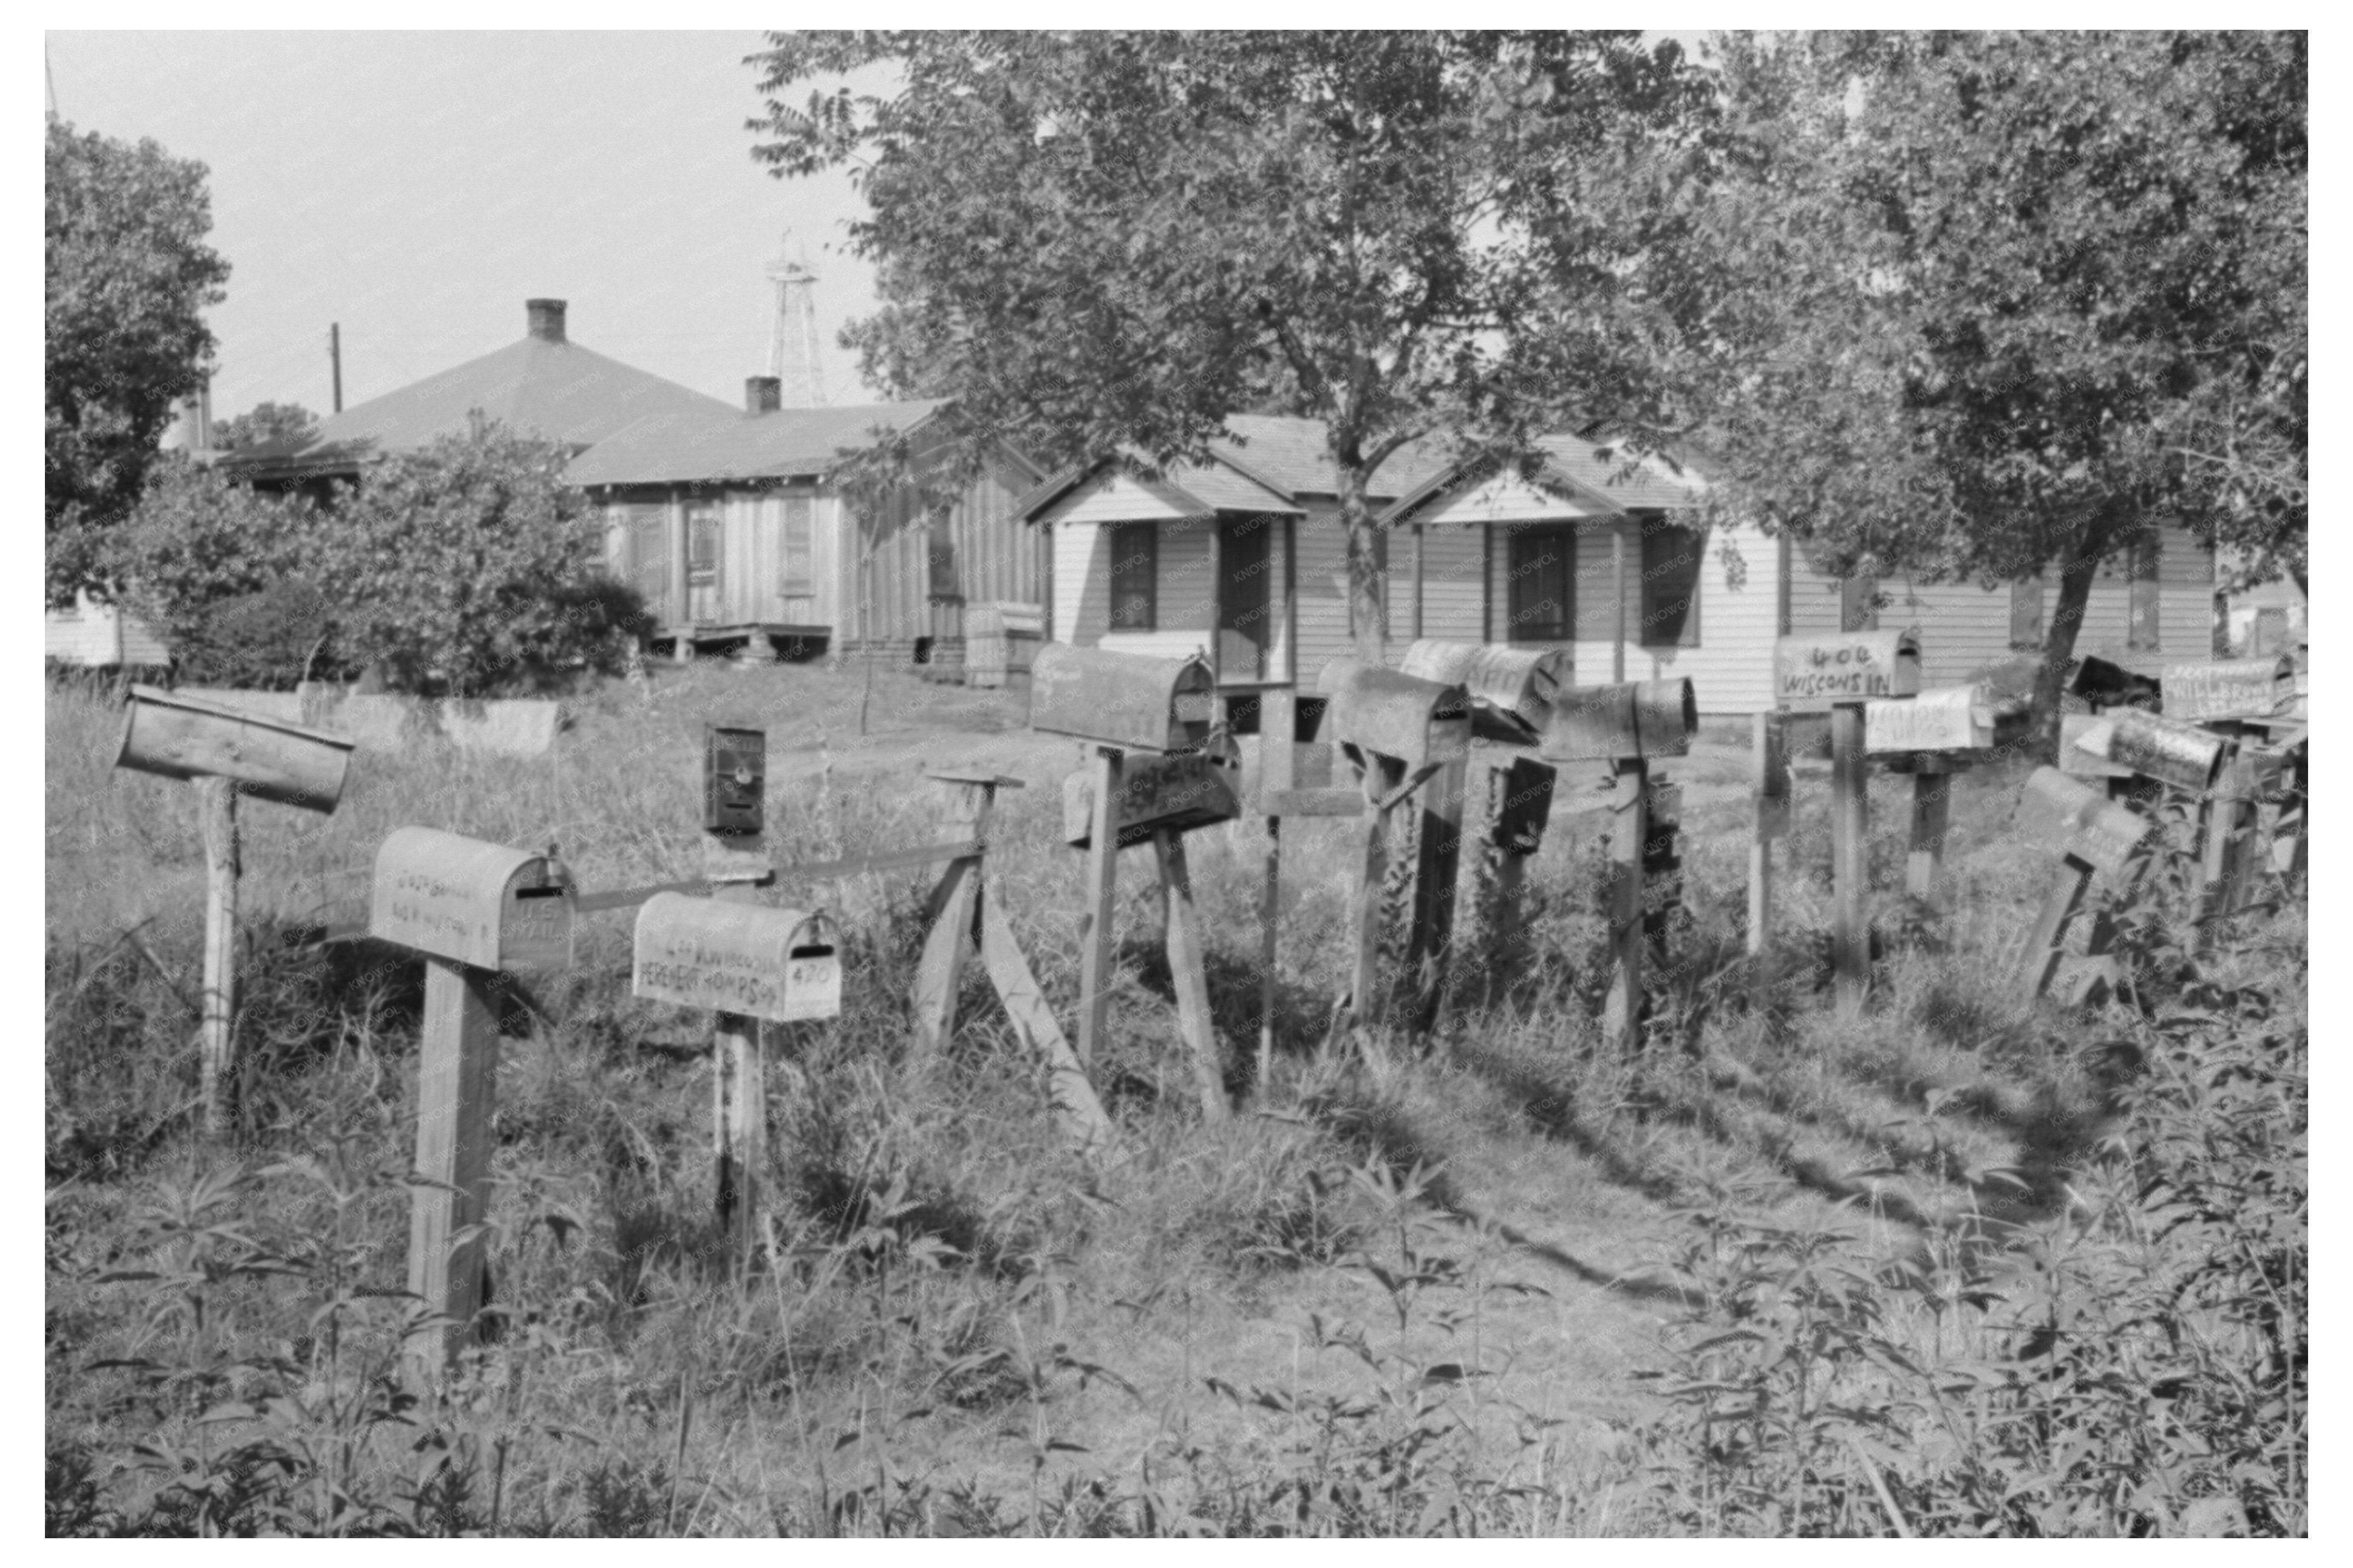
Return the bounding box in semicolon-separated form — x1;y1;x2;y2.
330;323;342;413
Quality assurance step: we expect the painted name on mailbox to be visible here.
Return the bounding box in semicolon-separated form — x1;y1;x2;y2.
2164;661;2292;723
1777;643;1900;703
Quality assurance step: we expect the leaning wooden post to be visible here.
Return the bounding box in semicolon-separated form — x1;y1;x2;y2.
1405;756;1467;1032
1463;753;1555;1006
1904;763;1953;902
2159;655;2300;926
700;724;772;1273
114;686;355;1138
910;774;997;1058
1347;755;1407;1032
1602;757;1649;1054
2011;767;2151;1000
1154;829;1230;1123
1075;743;1125;1070
1748;711;1789;956
1864;682;1994;908
372;828;573;1369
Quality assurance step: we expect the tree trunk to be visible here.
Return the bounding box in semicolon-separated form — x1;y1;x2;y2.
1336;463;1386;664
2028;536;2105;762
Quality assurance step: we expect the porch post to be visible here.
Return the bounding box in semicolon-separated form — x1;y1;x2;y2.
1612;519;1628;683
668;489;690;661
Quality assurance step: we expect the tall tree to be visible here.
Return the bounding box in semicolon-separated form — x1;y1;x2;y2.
1694;31;2306;749
211;401;319;452
749;31;1718;660
46;120;231;606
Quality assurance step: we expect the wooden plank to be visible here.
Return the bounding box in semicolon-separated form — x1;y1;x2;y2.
1154;830;1230;1123
198;777;239;1138
1346;760;1403;1031
710;873;768;1275
1748;712;1775;957
1905;769;1952;904
978;885;1111;1152
408;957;500;1368
909;782;993;1058
1405;757;1466;1032
1259;786;1367;818
1830;702;1870;1009
1075;746;1123;1070
1601;758;1647;1052
2020;856;2094;999
1258;816;1281;1101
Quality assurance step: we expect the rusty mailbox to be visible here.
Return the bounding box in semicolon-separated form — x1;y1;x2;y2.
117;684;356;813
370;827;574;972
1064;749;1243;850
1398;639;1570;743
1029;643;1216;754
1314;659;1472;774
1539;678;1697;763
1865;682;1994;755
2016;767;2151;878
2162;656;2297;724
704;725;766;836
633;893;842;1023
2075;709;2227;793
1772;630;1923;713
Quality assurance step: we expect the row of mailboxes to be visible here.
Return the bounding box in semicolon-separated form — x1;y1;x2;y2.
1314;658;1473;774
2016;766;2152;878
117;684;356;813
1029;643;1217;754
369;827;840;1021
1539;677;1696;763
1772;631;1924;714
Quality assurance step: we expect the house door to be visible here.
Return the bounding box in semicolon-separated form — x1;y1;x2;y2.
1218;514;1273;680
686;502;722;624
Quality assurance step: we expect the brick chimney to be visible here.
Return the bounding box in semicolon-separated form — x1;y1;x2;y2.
526;298;567;343
745;376;783;414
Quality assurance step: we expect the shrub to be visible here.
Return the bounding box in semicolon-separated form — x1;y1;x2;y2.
111;455;322;667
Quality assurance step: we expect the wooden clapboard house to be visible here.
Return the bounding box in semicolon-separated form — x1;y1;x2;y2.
565;384;1046;662
1022;415;2221;715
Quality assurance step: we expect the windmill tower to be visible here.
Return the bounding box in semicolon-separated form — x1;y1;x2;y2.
765;232;826;407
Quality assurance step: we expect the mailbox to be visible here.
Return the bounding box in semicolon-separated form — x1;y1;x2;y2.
1064;751;1244;850
1314;659;1471;774
1485;755;1556;854
2016;766;2150;878
633;893;841;1023
1540;678;1695;762
1398;640;1569;743
1029;643;1216;754
2162;656;2297;724
704;725;766;835
1772;630;1922;713
370;827;574;972
2071;655;2161;711
1864;683;1994;755
2059;713;2136;780
117;684;355;813
2086;709;2227;793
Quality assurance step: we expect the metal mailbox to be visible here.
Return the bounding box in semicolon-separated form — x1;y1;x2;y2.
1540;678;1696;762
1485;755;1557;854
370;827;574;972
2162;656;2297;724
1029;643;1216;754
117;684;356;813
1064;751;1244;850
2080;709;2227;793
1313;659;1471;774
1865;682;1994;755
1398;640;1570;743
2016;766;2150;878
704;725;766;835
2059;713;2136;780
633;893;841;1023
1772;630;1923;713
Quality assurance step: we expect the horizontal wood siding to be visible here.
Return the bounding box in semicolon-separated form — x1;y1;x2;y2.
1293;502;1357;677
1036;469;1193;527
1630;517;1778;712
1414;525;1487;645
45;598;118;664
1054;521;1102;643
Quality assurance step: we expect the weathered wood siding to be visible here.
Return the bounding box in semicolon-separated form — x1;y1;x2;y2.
1409;523;1487;646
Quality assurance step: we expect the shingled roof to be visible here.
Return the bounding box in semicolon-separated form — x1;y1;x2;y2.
1378;432;1711;525
565;400;955;488
1013;414;1459;522
218;299;737;482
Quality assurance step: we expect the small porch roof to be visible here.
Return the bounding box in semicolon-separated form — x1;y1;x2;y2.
1379;434;1710;527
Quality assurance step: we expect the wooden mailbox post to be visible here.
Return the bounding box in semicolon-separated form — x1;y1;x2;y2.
1029;642;1232;1121
1316;659;1474;1035
2162;656;2306;932
1864;682;1997;906
116;684;356;1136
1541;677;1695;1054
2011;767;2153;999
1772;630;1923;1008
370;827;574;1365
1749;711;1791;956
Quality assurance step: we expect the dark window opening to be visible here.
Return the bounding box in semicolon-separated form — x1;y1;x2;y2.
1109;522;1156;631
1506;525;1573;643
2010;576;2046;649
1641;517;1706;648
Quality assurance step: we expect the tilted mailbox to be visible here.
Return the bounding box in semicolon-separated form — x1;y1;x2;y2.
632;893;842;1023
1063;749;1243;851
1314;659;1472;774
1029;643;1216;754
2016;766;2151;878
118;683;356;813
1539;678;1697;763
1772;630;1923;713
370;827;574;972
2073;709;2227;793
1864;683;1995;755
1397;640;1569;743
2162;656;2298;724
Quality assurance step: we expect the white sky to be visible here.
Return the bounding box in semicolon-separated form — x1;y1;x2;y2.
46;31;884;418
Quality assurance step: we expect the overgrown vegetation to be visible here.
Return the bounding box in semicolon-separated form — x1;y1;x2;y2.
45;669;2304;1535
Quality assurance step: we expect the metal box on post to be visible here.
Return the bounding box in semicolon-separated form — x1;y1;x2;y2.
2162;656;2298;724
633;893;842;1023
2015;766;2151;877
1865;682;1995;755
1397;640;1570;744
1029;643;1216;754
2079;709;2228;793
1772;630;1924;713
369;827;575;972
704;726;766;836
1313;659;1472;773
1063;751;1244;850
117;684;355;813
1539;678;1696;763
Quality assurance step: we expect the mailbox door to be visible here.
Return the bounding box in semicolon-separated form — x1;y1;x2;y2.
706;726;766;834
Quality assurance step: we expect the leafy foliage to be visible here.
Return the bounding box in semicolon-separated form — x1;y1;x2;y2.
211;401;320;453
46;120;231;605
114;457;325;680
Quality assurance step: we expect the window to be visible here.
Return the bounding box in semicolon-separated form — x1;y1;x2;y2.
779;496;814;598
2128;537;2161;650
2010;575;2046;649
686;500;721;621
1506;525;1573;642
1840;567;1879;632
927;508;961;602
1109;522;1156;630
623;504;667;608
1640;517;1706;648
